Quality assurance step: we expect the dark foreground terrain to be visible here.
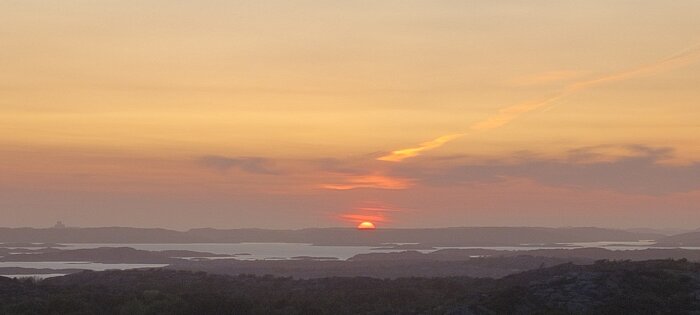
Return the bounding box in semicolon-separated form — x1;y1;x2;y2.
2;259;700;314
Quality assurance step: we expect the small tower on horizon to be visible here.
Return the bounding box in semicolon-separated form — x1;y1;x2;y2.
52;221;66;229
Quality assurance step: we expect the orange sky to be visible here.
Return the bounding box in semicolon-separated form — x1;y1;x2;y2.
1;1;700;229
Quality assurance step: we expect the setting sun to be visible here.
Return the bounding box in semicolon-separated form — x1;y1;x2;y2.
357;221;376;230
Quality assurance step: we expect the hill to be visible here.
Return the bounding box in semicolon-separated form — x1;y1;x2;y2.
656;231;700;247
0;226;661;246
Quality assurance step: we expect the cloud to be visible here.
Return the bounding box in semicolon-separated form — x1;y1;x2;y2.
392;145;700;195
308;157;371;175
320;174;414;190
565;145;673;164
340;213;388;223
378;43;700;162
197;156;278;174
196;145;698;195
338;202;399;224
197;155;412;190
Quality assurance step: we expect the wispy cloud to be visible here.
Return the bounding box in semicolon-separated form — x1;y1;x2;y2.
393;145;700;195
197;156;278;174
340;213;388;223
378;44;700;162
339;202;398;224
196;155;415;191
320;174;413;190
565;145;674;164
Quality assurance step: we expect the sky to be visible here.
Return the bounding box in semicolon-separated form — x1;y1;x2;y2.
1;0;700;229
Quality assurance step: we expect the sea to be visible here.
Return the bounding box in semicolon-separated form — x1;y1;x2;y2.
1;240;686;279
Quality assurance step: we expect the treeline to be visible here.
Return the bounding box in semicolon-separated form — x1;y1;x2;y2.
0;270;490;314
1;259;700;314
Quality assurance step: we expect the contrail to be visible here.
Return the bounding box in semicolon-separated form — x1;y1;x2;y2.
378;44;700;162
377;133;464;162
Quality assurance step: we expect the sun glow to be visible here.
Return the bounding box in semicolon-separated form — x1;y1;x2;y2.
357;221;376;230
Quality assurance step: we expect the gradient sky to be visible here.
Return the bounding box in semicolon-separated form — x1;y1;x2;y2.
2;1;700;229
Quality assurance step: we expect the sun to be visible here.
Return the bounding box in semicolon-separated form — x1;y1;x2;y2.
357;221;376;230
